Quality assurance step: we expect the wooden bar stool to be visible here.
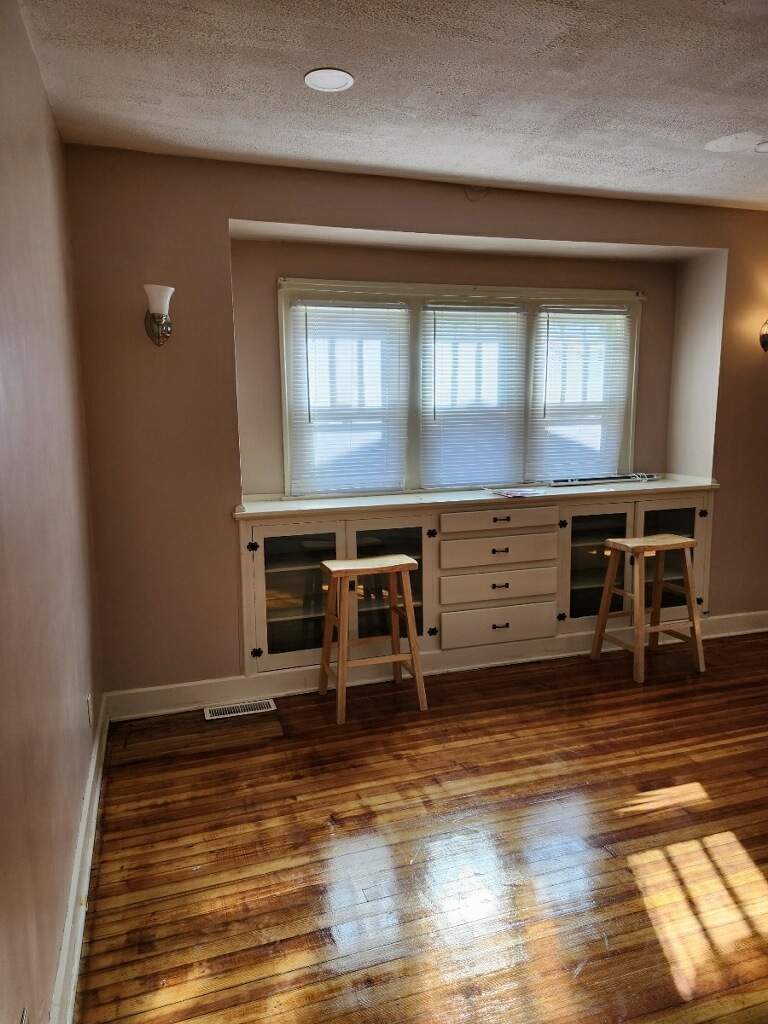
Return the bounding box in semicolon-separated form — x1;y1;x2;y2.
318;554;428;725
590;534;705;684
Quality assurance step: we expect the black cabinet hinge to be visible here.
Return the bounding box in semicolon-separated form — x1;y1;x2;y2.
698;509;709;518
427;626;439;637
247;541;260;552
558;519;568;529
251;647;263;658
557;612;567;622
696;597;703;605
426;528;437;538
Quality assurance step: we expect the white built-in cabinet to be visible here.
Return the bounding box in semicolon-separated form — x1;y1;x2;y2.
244;515;438;671
555;493;711;635
437;504;559;650
237;484;715;680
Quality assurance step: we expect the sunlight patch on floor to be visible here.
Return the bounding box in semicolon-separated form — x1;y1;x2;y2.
629;831;768;1001
618;782;710;815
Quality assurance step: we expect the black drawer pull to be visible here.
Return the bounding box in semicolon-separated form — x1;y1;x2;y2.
491;547;510;554
492;622;510;630
491;582;510;589
493;515;511;523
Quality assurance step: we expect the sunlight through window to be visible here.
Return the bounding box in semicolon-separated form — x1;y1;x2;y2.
617;782;710;815
629;831;768;1001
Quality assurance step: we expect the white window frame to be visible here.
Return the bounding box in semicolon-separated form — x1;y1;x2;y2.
279;278;643;496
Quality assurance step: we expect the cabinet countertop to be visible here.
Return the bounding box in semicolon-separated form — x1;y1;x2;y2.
234;475;718;521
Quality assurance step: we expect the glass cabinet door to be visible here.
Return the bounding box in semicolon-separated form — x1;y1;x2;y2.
263;531;338;654
635;496;710;615
353;525;424;638
249;521;345;670
346;516;438;650
557;502;634;632
640;506;695;610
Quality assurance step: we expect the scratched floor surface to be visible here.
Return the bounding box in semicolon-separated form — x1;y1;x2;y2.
76;633;768;1023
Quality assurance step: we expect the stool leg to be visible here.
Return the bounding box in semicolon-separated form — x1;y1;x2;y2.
400;570;428;712
336;578;350;725
681;547;705;673
649;551;665;651
318;574;337;696
388;571;403;686
633;552;646;683
591;549;621;661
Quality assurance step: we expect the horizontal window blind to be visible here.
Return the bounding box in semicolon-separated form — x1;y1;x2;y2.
525;307;632;482
420;305;527;488
287;301;411;495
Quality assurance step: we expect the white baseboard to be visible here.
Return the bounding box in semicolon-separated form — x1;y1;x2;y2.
105;667;322;721
104;610;768;721
49;698;109;1024
701;609;768;638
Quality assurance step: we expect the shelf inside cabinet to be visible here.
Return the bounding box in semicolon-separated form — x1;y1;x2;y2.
267;609;325;624
265;561;331;574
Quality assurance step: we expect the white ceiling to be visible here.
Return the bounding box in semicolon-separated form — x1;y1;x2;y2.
19;0;768;208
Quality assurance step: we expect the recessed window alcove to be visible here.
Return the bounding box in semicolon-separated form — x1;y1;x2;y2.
229;221;725;500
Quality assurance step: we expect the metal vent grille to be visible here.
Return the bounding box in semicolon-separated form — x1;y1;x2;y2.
204;699;277;720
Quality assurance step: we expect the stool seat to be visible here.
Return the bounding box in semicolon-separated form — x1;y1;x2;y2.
591;533;705;683
321;554;418;575
605;534;697;554
318;554;428;725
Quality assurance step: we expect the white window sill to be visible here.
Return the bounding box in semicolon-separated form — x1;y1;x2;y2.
234;475;718;520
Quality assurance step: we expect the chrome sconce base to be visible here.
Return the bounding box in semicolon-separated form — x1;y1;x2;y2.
145;311;172;346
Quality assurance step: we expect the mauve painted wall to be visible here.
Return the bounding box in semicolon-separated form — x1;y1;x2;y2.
65;146;768;694
0;1;100;1021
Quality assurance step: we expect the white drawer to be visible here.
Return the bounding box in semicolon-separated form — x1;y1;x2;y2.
440;505;558;534
440;566;557;605
440;532;558;570
441;600;557;650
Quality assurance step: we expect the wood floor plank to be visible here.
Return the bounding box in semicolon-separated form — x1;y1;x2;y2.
76;634;768;1023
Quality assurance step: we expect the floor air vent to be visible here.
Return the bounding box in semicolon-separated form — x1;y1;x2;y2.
204;699;277;720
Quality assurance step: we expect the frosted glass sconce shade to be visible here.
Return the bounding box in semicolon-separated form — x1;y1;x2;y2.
761;318;768;353
143;284;174;345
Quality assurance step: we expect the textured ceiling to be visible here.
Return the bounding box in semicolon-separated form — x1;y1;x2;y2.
18;0;768;207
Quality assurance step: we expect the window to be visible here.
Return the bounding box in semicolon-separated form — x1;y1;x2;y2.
285;300;410;494
526;307;634;482
420;304;527;488
280;280;640;496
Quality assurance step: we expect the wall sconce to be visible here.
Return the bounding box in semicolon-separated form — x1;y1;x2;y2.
761;318;768;353
143;284;174;346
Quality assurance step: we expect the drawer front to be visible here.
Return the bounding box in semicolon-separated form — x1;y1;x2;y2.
441;600;557;650
440;566;557;605
440;532;558;570
440;505;558;534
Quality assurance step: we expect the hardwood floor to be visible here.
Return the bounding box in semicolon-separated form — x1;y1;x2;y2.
77;634;768;1023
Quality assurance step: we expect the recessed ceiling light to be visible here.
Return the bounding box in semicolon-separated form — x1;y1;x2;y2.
754;141;768;153
304;68;354;92
704;131;762;152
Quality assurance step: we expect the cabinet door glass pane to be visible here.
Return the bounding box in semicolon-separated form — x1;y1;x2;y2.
264;533;336;653
571;512;628;618
355;526;423;638
643;507;696;608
